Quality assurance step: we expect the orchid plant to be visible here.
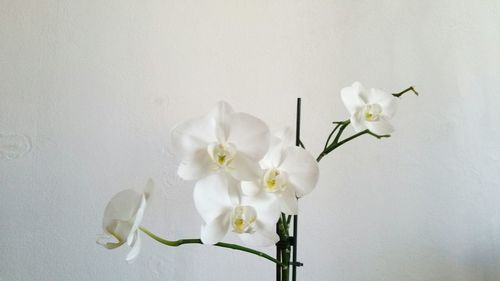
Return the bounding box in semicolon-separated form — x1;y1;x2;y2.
97;82;418;281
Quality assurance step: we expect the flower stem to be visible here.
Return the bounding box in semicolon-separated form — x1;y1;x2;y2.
276;217;291;281
317;129;390;162
392;86;419;97
139;226;286;267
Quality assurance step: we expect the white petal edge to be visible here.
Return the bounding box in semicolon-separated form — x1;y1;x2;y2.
350;113;367;133
201;211;231;245
272;128;294;148
170;115;215;158
126;232;141;263
366;119;394;135
127;195;147;245
177;149;213;180
210;101;234;143
229;153;262;181
193;174;233;223
226;112;270;161
241;181;262;197
96;234;125;249
279;147;319;198
367;88;398;118
341;82;366;115
102;190;142;232
242;192;281;225
239;222;279;247
279;187;299;215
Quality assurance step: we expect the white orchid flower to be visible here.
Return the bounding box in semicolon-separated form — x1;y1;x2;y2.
171;101;270;182
193;174;280;247
97;180;153;263
341;82;398;135
241;129;319;215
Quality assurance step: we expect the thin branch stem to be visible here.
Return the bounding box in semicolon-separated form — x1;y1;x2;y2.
298;140;305;149
392;86;419;97
139;227;286;267
323;122;342;151
332;130;390;151
281;214;290;237
317;128;390;162
332;121;350;145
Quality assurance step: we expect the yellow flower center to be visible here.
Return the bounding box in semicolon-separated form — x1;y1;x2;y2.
363;104;383;121
208;142;236;168
263;168;288;193
230;205;257;234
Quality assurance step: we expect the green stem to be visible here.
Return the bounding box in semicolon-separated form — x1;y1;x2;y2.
323;122;344;150
392;86;419;97
330;129;390;153
139;226;285;267
276;216;291;281
281;214;290;238
332;121;350;145
298;140;306;149
317;127;390;162
281;246;291;280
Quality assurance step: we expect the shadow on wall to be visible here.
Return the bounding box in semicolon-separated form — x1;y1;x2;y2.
0;133;32;159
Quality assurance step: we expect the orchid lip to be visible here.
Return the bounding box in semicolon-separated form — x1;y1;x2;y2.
363;104;383;121
208;142;237;169
263;168;288;193
230;205;257;234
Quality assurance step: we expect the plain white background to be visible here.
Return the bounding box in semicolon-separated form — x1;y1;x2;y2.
1;0;500;280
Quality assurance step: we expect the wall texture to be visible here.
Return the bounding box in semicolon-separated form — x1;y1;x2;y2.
1;1;500;280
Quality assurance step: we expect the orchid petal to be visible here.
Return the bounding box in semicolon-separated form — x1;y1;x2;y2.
226;112;270;161
260;128;295;168
127;195;147;245
102;190;142;231
227;176;243;206
209;101;234;143
125;232;141;263
170;115;215;158
239;222;279;247
350;113;367;133
177;149;213;180
280;187;299;215
260;145;285;169
367;88;398;118
279;147;319;198
242;192;280;225
366;119;394;135
229;154;262;181
193;174;233;223
241;181;262;197
96;234;125;249
201;211;231;245
272;128;294;148
341;82;366;115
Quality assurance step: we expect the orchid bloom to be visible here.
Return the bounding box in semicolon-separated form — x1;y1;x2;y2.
341;82;398;135
193;174;280;246
241;129;319;215
171;101;270;182
97;180;153;262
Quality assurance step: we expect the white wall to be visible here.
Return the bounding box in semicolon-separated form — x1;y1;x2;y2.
1;1;500;280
